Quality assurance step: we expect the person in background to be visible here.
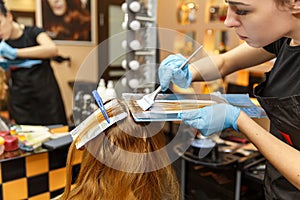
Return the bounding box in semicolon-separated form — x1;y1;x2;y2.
42;0;91;41
59;99;180;200
159;0;300;199
0;1;67;126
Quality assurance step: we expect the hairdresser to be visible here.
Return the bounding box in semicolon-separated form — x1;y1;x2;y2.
158;0;300;199
0;1;67;126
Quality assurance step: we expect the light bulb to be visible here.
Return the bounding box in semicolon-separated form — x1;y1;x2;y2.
122;21;127;30
121;59;127;69
128;78;139;89
129;60;140;70
129;1;141;13
121;2;127;13
129;20;141;31
121;40;127;49
129;40;141;50
121;77;127;87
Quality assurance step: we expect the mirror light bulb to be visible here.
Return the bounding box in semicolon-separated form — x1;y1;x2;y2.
122;21;127;30
129;1;141;13
129;40;141;50
129;20;141;31
129;60;140;70
121;40;127;49
121;59;127;69
128;78;139;89
121;2;128;13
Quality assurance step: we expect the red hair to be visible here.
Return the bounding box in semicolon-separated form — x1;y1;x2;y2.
60;100;180;200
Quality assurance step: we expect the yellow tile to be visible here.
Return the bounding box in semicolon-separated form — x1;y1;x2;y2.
28;192;50;200
73;150;83;165
49;168;66;191
3;178;27;200
26;152;49;177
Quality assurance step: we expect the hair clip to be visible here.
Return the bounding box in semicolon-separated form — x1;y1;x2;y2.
92;90;110;123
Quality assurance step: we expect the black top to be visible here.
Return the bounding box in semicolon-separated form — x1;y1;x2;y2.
253;38;300;199
263;37;300;97
6;26;67;125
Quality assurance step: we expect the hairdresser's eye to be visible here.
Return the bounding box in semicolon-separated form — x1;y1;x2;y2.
235;9;249;15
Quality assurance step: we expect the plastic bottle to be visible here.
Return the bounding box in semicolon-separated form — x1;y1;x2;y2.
97;79;106;99
105;80;117;101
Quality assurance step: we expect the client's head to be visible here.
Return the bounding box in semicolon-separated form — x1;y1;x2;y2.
60;99;180;200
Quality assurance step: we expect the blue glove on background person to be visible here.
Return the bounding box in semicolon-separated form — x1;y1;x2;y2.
179;103;241;136
0;41;17;60
158;54;193;91
0;59;42;71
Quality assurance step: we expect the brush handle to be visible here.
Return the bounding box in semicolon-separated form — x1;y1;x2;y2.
178;45;203;70
153;45;203;101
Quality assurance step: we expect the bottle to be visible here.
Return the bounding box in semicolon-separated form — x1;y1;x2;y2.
105;80;117;101
97;79;106;99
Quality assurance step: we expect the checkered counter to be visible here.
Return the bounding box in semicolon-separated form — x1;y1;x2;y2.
0;146;82;200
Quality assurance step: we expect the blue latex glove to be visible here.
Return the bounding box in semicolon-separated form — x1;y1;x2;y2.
0;41;17;60
0;59;42;71
179;103;241;136
12;59;42;68
158;54;193;92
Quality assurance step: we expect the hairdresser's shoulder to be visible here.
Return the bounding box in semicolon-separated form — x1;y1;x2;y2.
24;25;46;36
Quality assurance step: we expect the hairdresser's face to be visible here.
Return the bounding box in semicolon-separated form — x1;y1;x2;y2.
0;13;13;40
47;0;67;16
224;0;295;47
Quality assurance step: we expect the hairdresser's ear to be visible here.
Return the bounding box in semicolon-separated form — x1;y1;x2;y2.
291;0;300;14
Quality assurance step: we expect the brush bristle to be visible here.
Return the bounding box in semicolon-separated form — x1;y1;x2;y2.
136;97;154;111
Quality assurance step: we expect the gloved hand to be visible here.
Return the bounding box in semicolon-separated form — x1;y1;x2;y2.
0;41;17;60
179;103;241;136
158;54;192;92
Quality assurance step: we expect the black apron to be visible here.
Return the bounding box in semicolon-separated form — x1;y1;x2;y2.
254;72;300;199
9;60;67;126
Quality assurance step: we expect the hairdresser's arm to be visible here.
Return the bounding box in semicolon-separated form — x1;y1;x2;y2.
16;32;58;59
190;42;275;81
237;112;300;189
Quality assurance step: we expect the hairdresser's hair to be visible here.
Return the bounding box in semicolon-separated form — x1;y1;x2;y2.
0;0;7;16
60;99;180;200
